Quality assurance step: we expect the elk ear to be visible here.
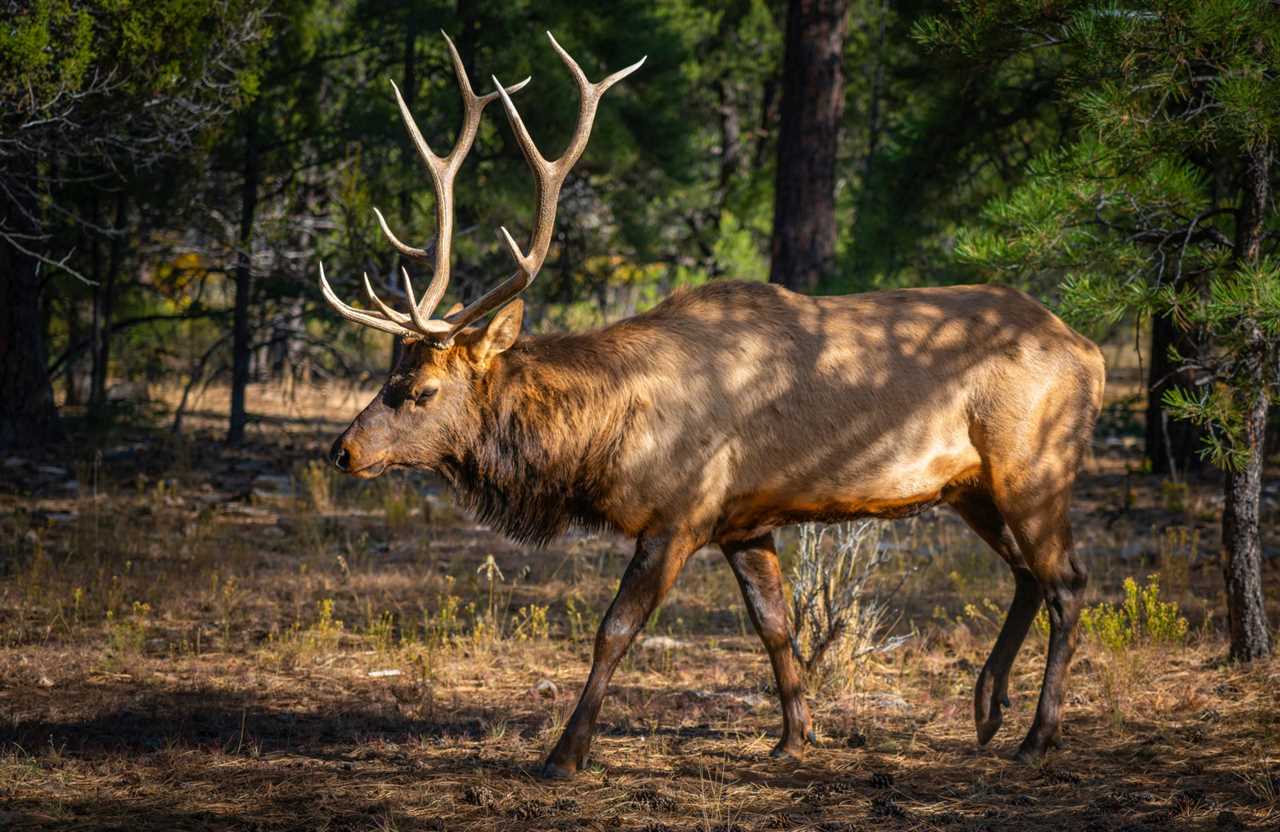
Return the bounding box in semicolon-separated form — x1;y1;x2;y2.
462;299;523;364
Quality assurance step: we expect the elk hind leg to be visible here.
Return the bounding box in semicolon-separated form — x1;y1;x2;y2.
948;489;1043;746
721;533;815;758
999;489;1086;761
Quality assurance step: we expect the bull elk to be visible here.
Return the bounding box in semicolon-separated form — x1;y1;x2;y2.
321;32;1105;779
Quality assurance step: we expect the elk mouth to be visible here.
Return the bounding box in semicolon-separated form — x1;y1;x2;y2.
348;459;391;479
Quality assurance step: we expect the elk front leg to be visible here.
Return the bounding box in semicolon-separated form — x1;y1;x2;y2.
721;534;814;759
541;529;698;780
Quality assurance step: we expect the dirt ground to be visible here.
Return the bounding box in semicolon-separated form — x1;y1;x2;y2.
1;381;1278;831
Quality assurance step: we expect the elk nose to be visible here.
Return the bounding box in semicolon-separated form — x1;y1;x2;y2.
329;438;352;472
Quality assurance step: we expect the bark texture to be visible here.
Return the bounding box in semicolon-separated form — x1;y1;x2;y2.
769;0;849;293
0;159;62;449
228;108;260;444
1222;142;1273;662
1222;380;1271;661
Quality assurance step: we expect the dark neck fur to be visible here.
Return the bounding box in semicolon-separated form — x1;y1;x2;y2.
436;332;638;546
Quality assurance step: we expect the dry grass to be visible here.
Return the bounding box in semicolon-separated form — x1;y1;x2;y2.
1;384;1278;831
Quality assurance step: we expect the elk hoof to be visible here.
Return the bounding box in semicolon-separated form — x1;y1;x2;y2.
975;713;1003;746
1013;731;1060;763
974;678;1009;745
1013;740;1046;763
538;759;578;780
770;741;805;760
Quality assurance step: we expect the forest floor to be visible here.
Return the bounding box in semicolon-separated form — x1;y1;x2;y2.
1;383;1278;831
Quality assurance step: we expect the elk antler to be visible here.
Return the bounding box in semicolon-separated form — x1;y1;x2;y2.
443;32;646;335
319;31;645;345
318;32;530;340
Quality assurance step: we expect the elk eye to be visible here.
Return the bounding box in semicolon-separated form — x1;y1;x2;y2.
415;385;439;404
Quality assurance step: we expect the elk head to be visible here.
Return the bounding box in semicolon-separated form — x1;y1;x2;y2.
321;31;643;478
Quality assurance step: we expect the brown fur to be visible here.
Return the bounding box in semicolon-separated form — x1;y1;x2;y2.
330;279;1106;776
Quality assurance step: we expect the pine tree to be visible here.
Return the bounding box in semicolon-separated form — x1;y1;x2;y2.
918;0;1278;660
0;0;268;447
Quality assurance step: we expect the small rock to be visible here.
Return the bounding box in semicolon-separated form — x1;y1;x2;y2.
867;692;910;711
639;635;691;651
102;444;145;463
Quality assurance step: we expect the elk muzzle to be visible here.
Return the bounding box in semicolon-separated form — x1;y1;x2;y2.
329;407;393;478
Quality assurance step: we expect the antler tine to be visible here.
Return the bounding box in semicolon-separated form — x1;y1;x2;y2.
362;273;411;324
441;33;645;336
319;263;414;338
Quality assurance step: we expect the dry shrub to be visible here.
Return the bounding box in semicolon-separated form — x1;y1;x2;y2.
788;521;909;692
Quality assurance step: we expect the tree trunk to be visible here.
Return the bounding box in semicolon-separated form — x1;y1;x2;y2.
1221;142;1273;661
228;108;260;444
64;294;84;407
849;0;886;278
715;78;743;211
90;191;126;421
1145;312;1202;477
769;0;849;293
0;174;63;448
1222;376;1271;661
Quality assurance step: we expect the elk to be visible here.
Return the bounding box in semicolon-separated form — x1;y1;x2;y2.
321;32;1106;779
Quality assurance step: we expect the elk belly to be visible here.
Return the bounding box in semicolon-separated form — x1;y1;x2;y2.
715;448;982;541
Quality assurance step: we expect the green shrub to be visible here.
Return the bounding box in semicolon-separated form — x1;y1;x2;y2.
1081;575;1188;649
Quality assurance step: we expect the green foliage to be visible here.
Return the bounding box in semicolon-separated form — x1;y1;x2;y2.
925;0;1280;473
0;0;94;98
2;0;266;108
295;460;336;512
1080;575;1189;651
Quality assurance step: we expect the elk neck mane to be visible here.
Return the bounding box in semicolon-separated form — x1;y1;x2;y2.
435;315;671;547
